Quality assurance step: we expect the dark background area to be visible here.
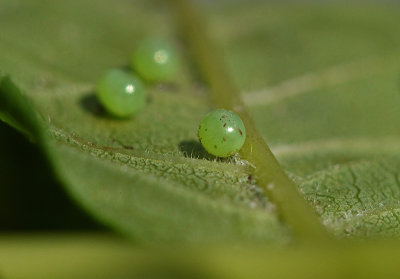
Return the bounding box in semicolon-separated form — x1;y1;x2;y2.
0;121;103;231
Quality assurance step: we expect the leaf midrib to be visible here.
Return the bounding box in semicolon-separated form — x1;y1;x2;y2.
171;0;331;241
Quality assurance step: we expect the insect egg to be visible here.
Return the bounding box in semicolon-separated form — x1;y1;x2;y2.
198;109;246;157
131;38;179;82
96;69;146;118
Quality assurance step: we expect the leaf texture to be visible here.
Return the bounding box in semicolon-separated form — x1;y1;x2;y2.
1;0;400;241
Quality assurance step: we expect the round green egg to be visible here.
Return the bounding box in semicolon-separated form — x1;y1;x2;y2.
96;69;146;118
198;109;246;157
131;38;179;82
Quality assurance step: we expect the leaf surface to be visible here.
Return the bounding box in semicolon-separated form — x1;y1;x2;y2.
209;2;400;237
1;0;400;240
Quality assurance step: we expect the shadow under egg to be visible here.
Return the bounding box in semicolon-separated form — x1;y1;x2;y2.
178;140;216;160
79;92;106;117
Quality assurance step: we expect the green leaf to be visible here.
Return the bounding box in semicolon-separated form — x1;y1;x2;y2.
209;2;400;237
0;0;287;243
1;0;400;241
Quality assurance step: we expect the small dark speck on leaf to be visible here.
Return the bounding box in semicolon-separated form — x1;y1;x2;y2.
123;145;134;150
112;139;134;150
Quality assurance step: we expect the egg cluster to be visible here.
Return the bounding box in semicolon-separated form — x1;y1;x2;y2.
95;39;246;158
96;38;179;118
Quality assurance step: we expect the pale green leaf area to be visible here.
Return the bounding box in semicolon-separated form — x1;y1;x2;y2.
1;0;400;242
208;2;400;237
